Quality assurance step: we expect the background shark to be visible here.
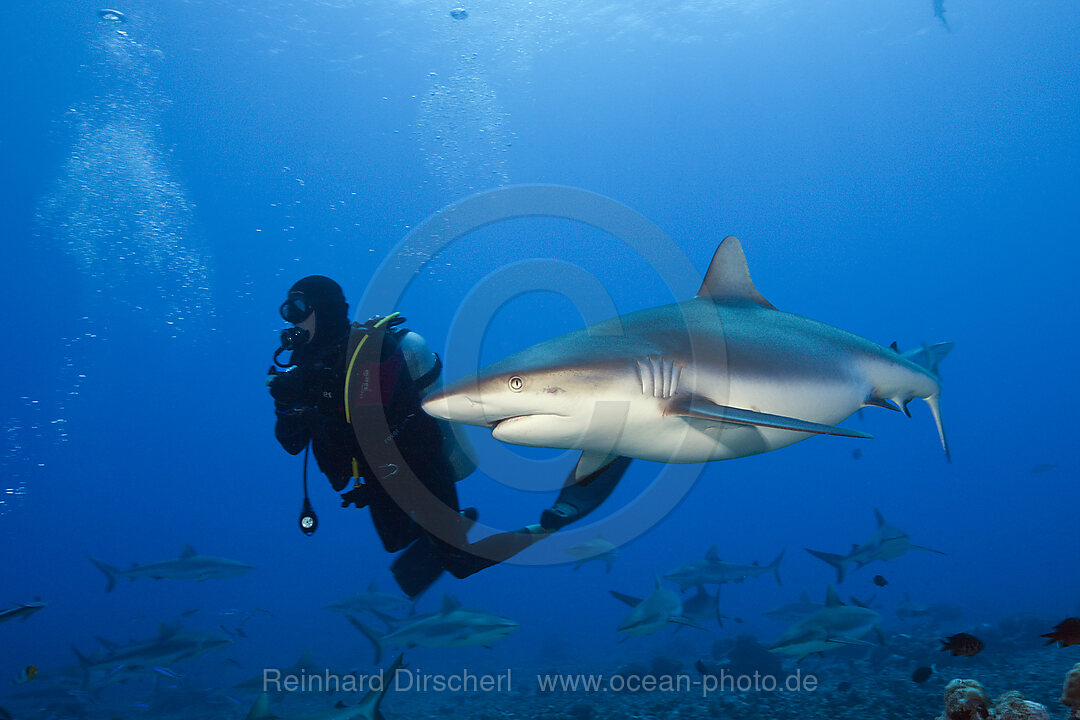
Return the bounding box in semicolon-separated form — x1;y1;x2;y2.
423;237;952;481
609;576;699;636
87;544;254;592
664;546;785;589
768;586;883;662
804;508;946;583
348;595;519;663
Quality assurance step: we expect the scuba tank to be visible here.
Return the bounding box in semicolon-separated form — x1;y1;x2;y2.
395;330;478;483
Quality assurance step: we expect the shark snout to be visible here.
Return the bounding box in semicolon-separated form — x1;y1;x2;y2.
423;388;479;424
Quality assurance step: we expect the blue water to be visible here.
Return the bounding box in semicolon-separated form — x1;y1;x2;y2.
2;0;1078;716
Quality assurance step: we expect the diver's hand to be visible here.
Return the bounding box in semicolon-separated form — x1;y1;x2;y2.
268;366;309;406
340;484;372;510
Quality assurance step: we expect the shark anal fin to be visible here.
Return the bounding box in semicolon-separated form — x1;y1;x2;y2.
667;396;873;439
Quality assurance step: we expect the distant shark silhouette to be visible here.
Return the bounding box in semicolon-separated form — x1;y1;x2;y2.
424;237;952;481
88;544;254;592
805;508;946;583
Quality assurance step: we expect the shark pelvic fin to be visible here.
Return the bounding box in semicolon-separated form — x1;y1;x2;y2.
574;451;620;483
865;396;902;412
695;237;776;309
668;395;873;439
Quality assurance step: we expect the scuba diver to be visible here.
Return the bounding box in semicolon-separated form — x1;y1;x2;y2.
268;275;630;598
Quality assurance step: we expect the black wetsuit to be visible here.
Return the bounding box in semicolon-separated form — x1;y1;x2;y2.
273;324;462;555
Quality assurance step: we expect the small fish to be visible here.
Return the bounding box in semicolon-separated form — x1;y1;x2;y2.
12;665;37;685
130;702;152;708
852;448;862;460
837;681;852;691
180;608;200;617
912;666;934;683
940;632;983;657
218;609;243;616
1042;617;1080;647
97;9;127;22
1030;463;1058;474
151;666;182;679
872;575;888;587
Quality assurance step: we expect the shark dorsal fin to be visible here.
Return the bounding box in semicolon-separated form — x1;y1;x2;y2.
654;574;663;589
825;585;844;608
367;579;378;593
179;543;198;559
873;508;885;527
440;595;461;615
705;545;720;562
297;649;314;669
244;693;277;720
696;237;775;309
334;701;347;709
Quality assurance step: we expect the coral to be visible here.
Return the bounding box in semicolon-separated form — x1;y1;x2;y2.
990;691;1049;719
1063;663;1080;719
939;679;991;720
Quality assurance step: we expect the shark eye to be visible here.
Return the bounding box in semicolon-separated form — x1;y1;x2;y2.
508;376;524;392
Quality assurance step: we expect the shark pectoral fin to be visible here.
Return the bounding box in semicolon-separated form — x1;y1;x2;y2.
669;616;707;631
668;396;873;439
911;544;947;556
573;451;619;484
826;636;877;648
609;590;643;608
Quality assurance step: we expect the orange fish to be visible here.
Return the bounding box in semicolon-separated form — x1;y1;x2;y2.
1042;617;1080;648
13;665;37;685
940;633;983;657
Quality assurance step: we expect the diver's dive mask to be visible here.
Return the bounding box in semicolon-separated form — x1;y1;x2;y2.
279;294;313;324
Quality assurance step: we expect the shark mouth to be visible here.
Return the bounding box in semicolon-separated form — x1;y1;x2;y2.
488;413;564;430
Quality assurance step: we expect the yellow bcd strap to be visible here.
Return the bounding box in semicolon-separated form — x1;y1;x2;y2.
344;312;400;425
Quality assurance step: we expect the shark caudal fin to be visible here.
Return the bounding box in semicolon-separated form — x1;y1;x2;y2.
902;342;953;462
769;549;786;586
805;548;847;584
87;555;119;593
347;616;387;665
